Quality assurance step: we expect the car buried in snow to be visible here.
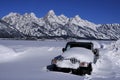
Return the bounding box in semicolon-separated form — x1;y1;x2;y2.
47;42;99;75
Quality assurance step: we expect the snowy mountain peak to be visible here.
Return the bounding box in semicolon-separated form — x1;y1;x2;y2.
69;15;97;30
2;12;20;19
45;10;57;19
30;12;36;17
74;15;82;20
105;23;120;26
1;10;120;40
23;12;37;19
47;10;55;16
59;14;68;19
44;10;61;24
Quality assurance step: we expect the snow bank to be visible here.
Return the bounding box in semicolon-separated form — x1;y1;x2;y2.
0;45;18;63
92;41;101;49
90;40;118;78
106;40;120;67
92;55;115;78
0;40;120;80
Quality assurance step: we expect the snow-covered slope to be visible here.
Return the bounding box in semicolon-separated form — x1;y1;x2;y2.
0;20;24;38
97;24;120;39
1;10;120;40
106;39;120;67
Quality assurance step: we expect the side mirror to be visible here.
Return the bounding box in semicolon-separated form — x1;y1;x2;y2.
62;48;66;52
93;49;99;56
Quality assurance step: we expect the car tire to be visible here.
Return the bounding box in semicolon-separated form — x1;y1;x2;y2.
72;63;92;75
86;63;92;75
47;64;58;71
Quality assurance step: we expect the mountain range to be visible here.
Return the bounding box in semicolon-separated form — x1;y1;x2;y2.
0;10;120;40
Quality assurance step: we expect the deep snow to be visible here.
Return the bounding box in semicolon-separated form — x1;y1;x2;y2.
0;40;120;80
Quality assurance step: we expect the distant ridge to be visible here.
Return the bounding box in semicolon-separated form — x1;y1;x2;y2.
0;10;120;40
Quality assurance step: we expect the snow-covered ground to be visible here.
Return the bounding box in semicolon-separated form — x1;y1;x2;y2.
0;39;120;80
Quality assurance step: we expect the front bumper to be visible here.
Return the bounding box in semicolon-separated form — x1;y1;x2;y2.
47;64;92;75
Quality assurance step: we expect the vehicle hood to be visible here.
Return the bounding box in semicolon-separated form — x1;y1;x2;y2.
62;48;94;62
56;48;94;69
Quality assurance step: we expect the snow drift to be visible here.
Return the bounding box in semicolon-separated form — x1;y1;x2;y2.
107;39;120;67
0;45;19;63
0;40;120;80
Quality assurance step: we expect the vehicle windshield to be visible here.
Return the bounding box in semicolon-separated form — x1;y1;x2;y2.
65;42;93;51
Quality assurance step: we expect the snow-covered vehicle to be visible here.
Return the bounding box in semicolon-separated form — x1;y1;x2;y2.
47;42;99;75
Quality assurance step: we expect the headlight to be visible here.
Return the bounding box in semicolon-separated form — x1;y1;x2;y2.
80;62;88;67
51;59;57;64
54;55;64;60
51;55;64;64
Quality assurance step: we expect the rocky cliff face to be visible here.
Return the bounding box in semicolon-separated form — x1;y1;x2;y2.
0;10;120;40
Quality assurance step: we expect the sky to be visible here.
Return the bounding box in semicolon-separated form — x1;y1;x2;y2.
0;0;120;24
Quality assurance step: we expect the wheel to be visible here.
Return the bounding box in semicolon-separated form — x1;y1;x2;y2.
47;64;57;71
72;63;92;75
72;68;84;75
57;67;71;73
86;63;92;75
